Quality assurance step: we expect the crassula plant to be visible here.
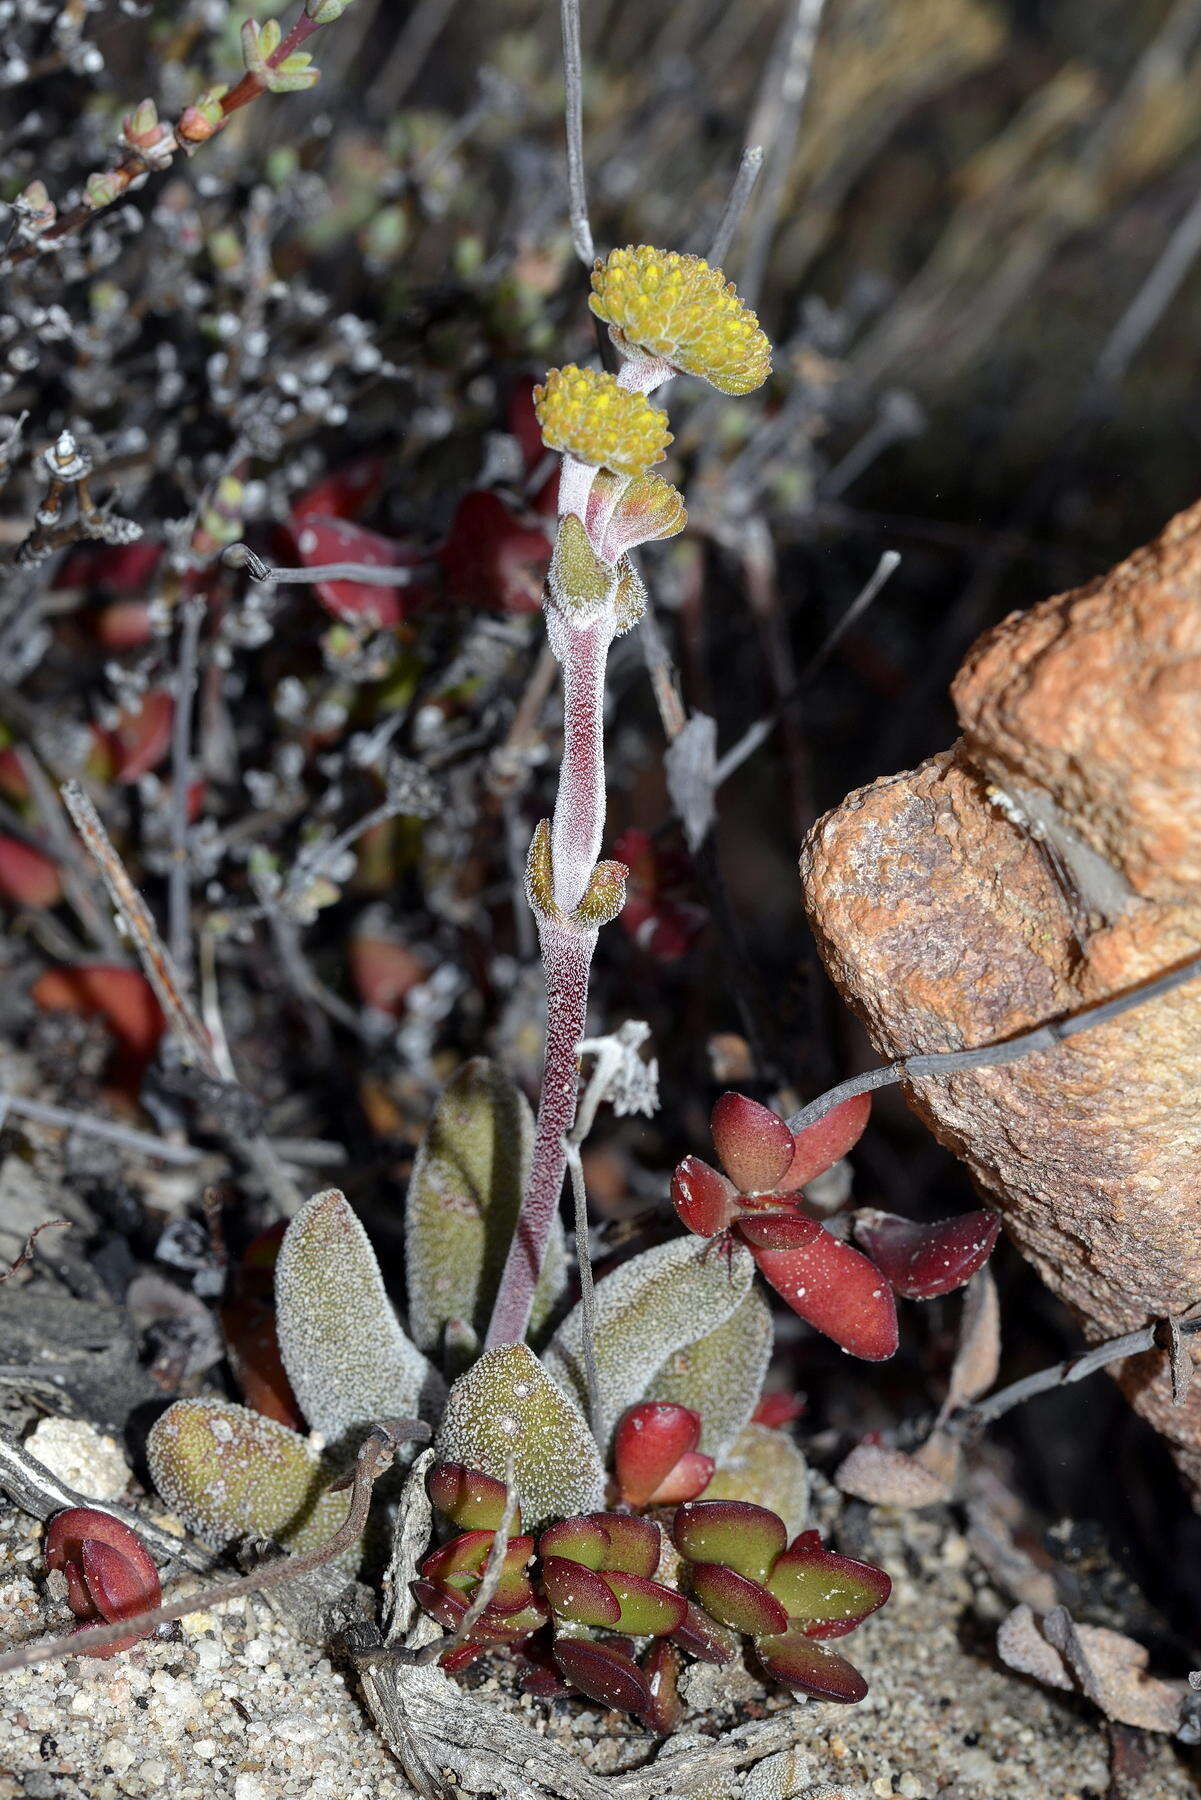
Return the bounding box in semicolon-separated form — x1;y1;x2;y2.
139;246;977;1728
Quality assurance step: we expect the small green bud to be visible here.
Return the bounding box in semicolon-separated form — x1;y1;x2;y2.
85;170;125;210
306;0;352;21
268;51;320;91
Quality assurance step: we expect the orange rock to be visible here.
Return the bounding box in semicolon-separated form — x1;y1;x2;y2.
801;500;1201;1497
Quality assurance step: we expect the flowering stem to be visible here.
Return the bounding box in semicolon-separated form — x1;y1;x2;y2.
486;912;596;1349
549;614;613;914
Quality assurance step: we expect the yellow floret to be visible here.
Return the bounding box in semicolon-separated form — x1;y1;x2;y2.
533;365;672;476
589;245;772;397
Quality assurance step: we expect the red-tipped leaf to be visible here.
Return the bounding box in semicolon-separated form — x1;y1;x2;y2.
540;1556;622;1627
686;1563;789;1637
755;1629;869;1703
672;1499;787;1582
640;1639;683;1734
553;1638;651;1716
604;1572;688;1637
647;1451;714;1506
778;1094;872;1192
538;1514;610;1571
766;1531;892;1635
711;1092;794;1194
670;1156;739;1238
589;1513;659;1578
853;1208;1001;1300
749;1225;899;1361
614;1402;701;1510
427;1462;519;1533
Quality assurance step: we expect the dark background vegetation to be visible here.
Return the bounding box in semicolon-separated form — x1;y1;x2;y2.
4;0;1201;1675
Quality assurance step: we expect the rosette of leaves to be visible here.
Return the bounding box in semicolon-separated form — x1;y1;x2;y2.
671;1092;1000;1361
672;1499;892;1704
415;1465;891;1726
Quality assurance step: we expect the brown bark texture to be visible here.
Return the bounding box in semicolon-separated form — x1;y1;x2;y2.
800;499;1201;1494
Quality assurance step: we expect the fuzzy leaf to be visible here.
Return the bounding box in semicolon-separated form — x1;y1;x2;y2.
541;1234;756;1452
649;1287;773;1463
275;1189;444;1447
703;1424;810;1538
434;1342;605;1527
405;1059;565;1355
147;1398;354;1565
686;1562;789;1636
755;1629;868;1704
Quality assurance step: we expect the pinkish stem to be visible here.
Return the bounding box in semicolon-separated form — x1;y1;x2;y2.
485;912;594;1350
549;613;612;915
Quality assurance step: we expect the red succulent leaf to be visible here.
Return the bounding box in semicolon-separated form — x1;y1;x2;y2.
670;1156;740;1239
540;1556;622;1628
672;1499;788;1583
56;539;164;596
670;1599;736;1665
0;836;61;909
473;1596;550;1644
411;1576;468;1632
32;964;166;1078
640;1639;683;1734
94;601;155;651
0;749;29;804
711;1092;795;1194
749;1226;899;1361
612;828;706;963
291;457;385;525
348;932;429;1013
45;1509;161;1660
733;1211;820;1252
552;1638;651;1716
647;1450;714;1507
439;1641;484;1675
438;490;549;615
686;1563;790;1637
614;1402;702;1510
293;515;427;628
755;1629;868;1703
588;1513;659;1578
538;1515;610;1571
605;1572;688;1637
220;1298;304;1430
427;1462;519;1533
766;1532;891;1635
853;1208;1001;1300
778;1094;872;1192
420;1529;495;1592
752;1391;806;1429
105;690;174;783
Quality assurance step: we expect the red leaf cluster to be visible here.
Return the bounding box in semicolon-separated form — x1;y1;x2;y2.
44;1508;161;1659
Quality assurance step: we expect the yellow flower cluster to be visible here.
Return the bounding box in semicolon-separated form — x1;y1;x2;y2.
533;365;672;476
589;246;771;397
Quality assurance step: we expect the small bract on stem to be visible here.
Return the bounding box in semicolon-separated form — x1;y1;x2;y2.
484;247;772;1352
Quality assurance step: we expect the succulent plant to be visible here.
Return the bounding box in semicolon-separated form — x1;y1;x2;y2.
671;1091;1001;1361
413;1466;891;1724
43;1509;162;1660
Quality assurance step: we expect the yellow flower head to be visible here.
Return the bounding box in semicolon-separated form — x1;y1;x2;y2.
589;246;772;397
533;365;672;476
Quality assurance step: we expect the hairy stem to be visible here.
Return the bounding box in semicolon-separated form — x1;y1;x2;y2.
549;614;612;914
486;913;595;1349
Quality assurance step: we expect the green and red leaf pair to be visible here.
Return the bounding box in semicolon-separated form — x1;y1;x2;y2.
671;1499;890;1704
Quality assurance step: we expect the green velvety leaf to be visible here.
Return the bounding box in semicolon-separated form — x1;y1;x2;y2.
650;1287;773;1462
275;1188;444;1447
434;1342;605;1526
404;1059;566;1356
147;1398;355;1567
541;1235;757;1453
703;1424;810;1538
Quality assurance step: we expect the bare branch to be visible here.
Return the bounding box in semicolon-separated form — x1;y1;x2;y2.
221;543;433;588
168;595;206;982
0;1092;204;1165
706;144;764;267
740;0;828;306
787;947;1201;1137
560;0;594;265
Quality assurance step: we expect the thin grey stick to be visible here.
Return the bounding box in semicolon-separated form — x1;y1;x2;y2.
714;550;899;788
222;544;431;587
739;0;828;306
560;0;594;265
1096;174;1201;385
61;780;222;1079
786;947;1201;1137
168;595;205;981
0;1092;205;1164
565;1146;602;1445
950;1314;1201;1431
706;144;764;266
15;749;121;955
